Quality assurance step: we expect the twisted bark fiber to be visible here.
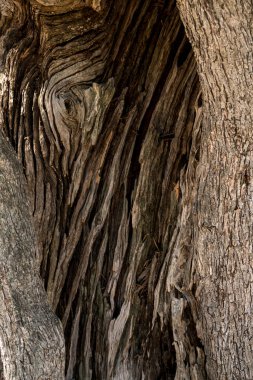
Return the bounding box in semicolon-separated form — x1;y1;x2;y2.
1;0;251;379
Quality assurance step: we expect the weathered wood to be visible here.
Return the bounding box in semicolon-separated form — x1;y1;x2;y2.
0;127;65;378
0;0;206;378
8;0;252;379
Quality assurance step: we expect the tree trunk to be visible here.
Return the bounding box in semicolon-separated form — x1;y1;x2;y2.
0;127;65;377
176;1;253;379
0;0;251;379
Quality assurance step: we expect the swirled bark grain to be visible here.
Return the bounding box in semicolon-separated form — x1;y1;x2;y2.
0;0;206;379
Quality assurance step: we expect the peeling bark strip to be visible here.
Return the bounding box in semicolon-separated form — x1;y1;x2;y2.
177;1;253;379
0;128;65;379
0;0;222;378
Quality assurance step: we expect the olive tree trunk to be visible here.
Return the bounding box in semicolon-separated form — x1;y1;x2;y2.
0;112;65;377
177;1;253;379
0;0;252;379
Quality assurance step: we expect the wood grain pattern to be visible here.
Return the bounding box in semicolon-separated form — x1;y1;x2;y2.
0;0;205;378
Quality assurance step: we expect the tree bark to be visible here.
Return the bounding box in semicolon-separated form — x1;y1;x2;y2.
177;1;253;379
0;131;65;378
1;0;252;379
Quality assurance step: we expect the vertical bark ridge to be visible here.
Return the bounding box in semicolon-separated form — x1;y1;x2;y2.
177;1;253;378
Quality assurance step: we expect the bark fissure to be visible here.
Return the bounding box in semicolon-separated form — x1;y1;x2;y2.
177;0;253;378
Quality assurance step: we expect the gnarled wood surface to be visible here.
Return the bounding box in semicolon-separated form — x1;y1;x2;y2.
2;0;253;378
0;0;219;379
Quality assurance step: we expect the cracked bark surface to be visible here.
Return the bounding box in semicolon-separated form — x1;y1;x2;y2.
0;0;252;379
177;1;253;379
0;131;65;379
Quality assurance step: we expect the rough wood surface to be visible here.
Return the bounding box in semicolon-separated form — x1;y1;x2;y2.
177;1;253;379
0;127;65;379
3;0;253;378
0;0;206;378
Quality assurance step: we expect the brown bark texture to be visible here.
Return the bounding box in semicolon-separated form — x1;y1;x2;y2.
177;1;253;379
1;0;252;379
0;110;65;376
